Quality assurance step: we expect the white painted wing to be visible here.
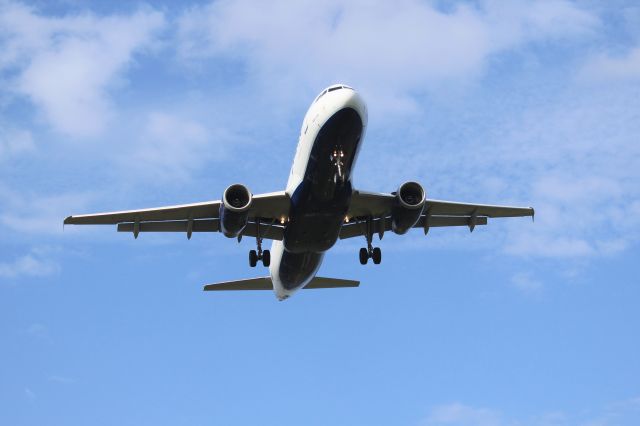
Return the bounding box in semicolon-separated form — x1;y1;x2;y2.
64;191;290;240
341;189;534;239
347;190;534;219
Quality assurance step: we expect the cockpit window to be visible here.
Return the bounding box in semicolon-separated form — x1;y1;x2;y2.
314;85;354;103
314;89;328;103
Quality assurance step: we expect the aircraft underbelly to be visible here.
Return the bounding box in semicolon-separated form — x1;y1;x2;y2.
283;107;363;253
270;107;364;296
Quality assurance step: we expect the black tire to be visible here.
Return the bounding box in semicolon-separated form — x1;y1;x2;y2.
262;250;271;267
249;250;258;267
359;247;368;265
372;247;382;264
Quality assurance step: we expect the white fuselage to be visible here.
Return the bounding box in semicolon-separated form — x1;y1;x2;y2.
269;85;368;300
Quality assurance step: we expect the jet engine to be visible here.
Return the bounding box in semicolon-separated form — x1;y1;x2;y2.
219;184;252;238
391;181;426;234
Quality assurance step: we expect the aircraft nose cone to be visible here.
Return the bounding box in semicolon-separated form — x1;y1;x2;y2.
344;90;367;125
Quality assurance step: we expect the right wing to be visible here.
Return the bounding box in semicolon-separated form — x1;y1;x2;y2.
341;189;533;239
64;191;290;240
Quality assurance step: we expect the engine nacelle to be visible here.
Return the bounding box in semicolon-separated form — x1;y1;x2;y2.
219;184;252;238
391;181;426;235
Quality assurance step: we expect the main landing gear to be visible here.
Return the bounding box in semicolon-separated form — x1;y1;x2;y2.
249;219;270;267
249;249;270;267
359;217;382;265
359;246;381;265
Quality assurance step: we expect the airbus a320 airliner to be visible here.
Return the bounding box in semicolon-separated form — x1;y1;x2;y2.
65;84;533;300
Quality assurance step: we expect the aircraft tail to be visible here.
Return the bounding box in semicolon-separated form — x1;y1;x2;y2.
203;276;359;291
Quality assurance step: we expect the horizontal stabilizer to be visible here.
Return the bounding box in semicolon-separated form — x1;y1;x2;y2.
203;276;359;291
304;277;360;289
203;277;273;291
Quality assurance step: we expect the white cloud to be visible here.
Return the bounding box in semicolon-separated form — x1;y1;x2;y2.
415;79;640;259
422;397;640;426
177;0;597;108
0;185;94;235
0;248;59;279
511;271;543;294
423;403;502;426
25;322;47;337
24;387;36;400
0;126;34;157
48;375;74;384
0;1;166;137
126;111;218;182
581;47;640;81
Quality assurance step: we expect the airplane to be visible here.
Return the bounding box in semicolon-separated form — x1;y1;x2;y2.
64;84;534;300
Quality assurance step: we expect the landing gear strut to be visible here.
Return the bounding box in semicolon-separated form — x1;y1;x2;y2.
249;218;270;267
359;217;382;265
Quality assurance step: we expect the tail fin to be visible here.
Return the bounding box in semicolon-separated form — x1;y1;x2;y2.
203;276;359;291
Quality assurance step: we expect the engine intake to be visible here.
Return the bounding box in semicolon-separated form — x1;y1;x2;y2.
392;181;426;234
219;184;252;238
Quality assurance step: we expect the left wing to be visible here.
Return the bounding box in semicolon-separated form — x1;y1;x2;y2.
341;189;533;239
64;191;290;240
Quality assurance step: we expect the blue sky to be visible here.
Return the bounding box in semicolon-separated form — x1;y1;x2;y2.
1;0;639;424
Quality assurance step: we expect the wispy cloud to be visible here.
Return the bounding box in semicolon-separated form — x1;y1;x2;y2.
125;111;221;183
581;46;640;81
511;271;544;294
0;1;166;137
0;126;34;158
0;185;94;235
0;0;637;266
422;397;640;426
0;247;59;280
24;387;36;400
423;402;502;426
48;375;74;384
177;0;597;109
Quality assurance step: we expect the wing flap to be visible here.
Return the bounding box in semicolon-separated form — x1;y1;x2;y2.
339;215;488;239
118;219;220;233
116;219;284;240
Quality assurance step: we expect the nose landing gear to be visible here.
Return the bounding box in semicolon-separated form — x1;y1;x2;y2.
330;147;345;184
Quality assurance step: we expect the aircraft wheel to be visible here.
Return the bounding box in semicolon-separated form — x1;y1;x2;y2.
372;247;382;264
359;247;368;265
262;250;271;267
249;250;258;267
